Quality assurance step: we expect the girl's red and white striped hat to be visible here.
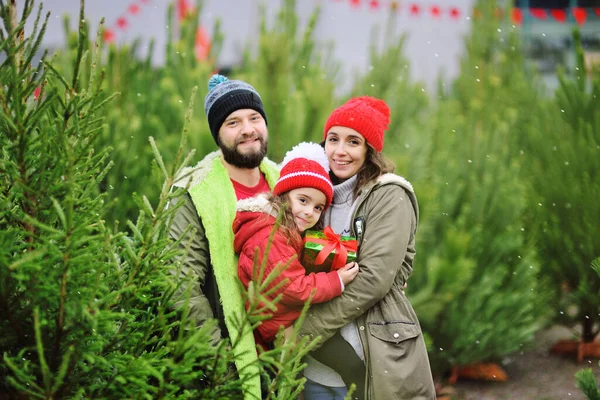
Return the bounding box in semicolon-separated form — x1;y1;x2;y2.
274;142;333;208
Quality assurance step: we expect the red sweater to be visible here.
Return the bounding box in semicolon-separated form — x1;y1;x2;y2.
233;210;342;348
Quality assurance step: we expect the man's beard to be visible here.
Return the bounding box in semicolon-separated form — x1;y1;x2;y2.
220;135;268;169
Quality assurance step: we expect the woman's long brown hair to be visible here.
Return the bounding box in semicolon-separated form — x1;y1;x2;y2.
352;144;395;198
323;140;395;199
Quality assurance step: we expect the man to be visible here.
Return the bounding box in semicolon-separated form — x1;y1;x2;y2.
169;74;279;399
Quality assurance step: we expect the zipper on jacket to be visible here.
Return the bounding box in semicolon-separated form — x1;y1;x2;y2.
353;216;365;244
349;182;386;399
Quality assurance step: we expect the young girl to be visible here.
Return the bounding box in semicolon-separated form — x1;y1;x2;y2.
233;142;359;350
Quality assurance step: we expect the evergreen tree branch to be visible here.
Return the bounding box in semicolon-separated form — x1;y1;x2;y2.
33;307;52;396
70;0;86;92
23;7;48;70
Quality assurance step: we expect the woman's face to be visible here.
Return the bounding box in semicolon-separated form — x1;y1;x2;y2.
324;126;368;182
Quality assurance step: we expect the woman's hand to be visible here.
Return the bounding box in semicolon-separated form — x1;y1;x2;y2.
337;261;359;285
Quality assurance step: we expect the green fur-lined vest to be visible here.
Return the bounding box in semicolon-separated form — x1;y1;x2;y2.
175;150;279;399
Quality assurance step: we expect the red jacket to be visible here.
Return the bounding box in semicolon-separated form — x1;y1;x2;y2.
233;203;342;347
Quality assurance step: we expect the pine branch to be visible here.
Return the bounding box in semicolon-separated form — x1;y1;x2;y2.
70;0;86;92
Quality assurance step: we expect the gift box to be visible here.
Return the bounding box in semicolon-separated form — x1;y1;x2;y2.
301;227;358;274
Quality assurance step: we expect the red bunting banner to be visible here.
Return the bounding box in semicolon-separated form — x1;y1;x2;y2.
102;0;212;61
572;7;587;25
322;0;600;26
529;8;547;20
102;0;152;43
178;0;193;21
102;0;600;45
551;9;567;23
512;8;524;24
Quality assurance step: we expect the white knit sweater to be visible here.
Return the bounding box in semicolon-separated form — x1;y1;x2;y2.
303;175;365;387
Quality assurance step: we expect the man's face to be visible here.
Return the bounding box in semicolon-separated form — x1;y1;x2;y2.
218;109;268;169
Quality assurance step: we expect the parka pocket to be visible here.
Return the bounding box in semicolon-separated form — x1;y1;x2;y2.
368;321;421;344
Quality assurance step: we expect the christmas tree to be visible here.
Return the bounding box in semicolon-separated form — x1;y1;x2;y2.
51;0;221;227
575;259;600;399
1;1;315;397
523;28;600;361
402;0;547;379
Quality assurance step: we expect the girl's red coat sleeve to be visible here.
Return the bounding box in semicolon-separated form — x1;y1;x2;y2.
235;215;342;304
269;234;342;305
234;211;342;343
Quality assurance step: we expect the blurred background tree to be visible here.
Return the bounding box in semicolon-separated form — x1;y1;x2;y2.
404;0;548;378
0;1;320;397
523;27;600;361
575;259;600;399
53;0;221;227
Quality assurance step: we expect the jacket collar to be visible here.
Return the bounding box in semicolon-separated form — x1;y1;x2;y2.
173;150;280;189
355;173;419;224
376;173;414;193
235;193;277;217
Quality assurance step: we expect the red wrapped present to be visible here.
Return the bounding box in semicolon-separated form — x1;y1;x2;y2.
301;227;358;274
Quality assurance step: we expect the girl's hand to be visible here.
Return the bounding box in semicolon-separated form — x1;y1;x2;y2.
283;325;298;346
337;262;359;285
283;325;295;341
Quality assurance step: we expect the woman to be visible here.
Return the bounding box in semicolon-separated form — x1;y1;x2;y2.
298;97;436;400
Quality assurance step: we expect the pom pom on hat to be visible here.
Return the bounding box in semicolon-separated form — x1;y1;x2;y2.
208;74;229;91
274;142;333;208
323;96;391;152
280;142;330;173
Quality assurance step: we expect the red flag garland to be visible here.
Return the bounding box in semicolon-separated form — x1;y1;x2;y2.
116;17;128;30
103;0;600;45
102;28;115;43
103;0;212;62
128;4;140;15
323;0;600;26
177;0;193;21
449;7;461;19
103;0;153;43
529;8;547;20
512;8;524;24
369;0;380;10
572;7;587;25
550;9;567;23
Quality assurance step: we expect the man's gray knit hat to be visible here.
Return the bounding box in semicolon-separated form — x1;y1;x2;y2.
204;74;267;143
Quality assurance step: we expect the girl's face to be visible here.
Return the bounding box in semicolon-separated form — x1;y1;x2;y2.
288;188;326;233
324;126;368;182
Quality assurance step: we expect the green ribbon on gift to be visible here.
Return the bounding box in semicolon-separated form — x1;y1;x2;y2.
304;226;358;270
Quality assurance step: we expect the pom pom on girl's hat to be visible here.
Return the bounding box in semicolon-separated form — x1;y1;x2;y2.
204;74;267;144
274;142;334;208
324;96;391;152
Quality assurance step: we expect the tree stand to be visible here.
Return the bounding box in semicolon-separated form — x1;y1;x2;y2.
447;362;509;384
550;336;600;363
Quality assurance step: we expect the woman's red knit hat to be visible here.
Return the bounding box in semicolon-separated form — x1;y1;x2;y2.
323;96;391;152
274;142;333;208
